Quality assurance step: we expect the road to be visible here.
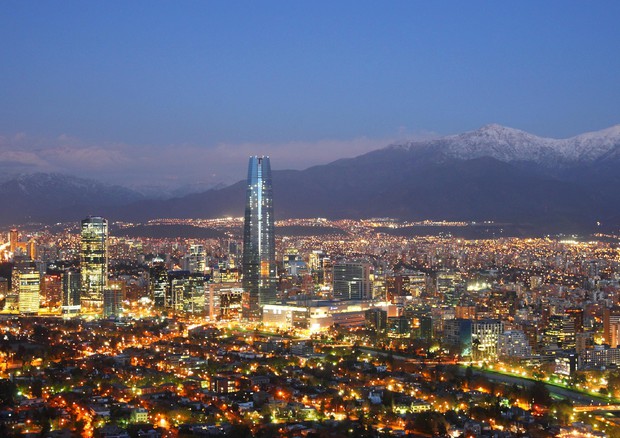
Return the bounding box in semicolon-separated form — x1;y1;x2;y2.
358;346;458;364
461;367;611;406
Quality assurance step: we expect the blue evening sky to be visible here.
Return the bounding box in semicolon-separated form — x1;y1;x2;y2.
1;1;619;186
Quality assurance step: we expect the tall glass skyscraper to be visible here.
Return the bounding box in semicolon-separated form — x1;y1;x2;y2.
15;261;40;315
62;268;81;315
80;216;108;313
242;156;277;320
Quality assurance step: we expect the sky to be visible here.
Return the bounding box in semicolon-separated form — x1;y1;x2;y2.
1;1;619;190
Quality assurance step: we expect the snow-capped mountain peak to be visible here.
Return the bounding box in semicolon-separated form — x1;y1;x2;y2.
560;124;620;160
394;123;620;165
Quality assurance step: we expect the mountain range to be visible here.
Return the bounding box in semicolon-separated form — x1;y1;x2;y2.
2;124;620;234
0;173;144;225
394;123;620;164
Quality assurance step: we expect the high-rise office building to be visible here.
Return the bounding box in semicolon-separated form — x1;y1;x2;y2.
333;260;372;300
566;307;584;333
498;330;532;359
8;229;18;254
62;269;81;315
308;250;329;285
167;271;206;314
80;216;108;313
41;273;62;309
14;261;40;315
283;248;306;277
103;288;123;317
227;240;240;268
365;308;388;331
0;277;8;298
149;262;169;308
187;244;206;274
27;239;37;261
605;306;620;346
471;319;503;361
184;274;206;314
242;156;277;320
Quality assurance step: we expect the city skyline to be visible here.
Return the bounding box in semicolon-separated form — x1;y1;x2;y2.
1;207;620;435
2;2;620;436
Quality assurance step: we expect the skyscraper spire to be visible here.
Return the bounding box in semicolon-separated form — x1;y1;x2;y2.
242;156;277;321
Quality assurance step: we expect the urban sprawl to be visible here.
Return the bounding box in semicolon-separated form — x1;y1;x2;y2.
0;160;619;437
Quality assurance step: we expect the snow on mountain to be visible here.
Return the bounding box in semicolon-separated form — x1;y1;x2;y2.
560;124;620;160
0;172;147;225
393;123;620;165
0;172;144;203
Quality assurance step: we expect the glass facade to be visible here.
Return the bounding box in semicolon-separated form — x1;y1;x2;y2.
333;261;372;300
62;268;81;314
149;263;169;308
80;216;108;313
242;156;277;320
15;262;40;315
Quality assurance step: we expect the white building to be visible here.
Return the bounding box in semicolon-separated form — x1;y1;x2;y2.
498;330;532;359
263;300;388;333
130;407;149;423
471;320;503;361
580;345;620;369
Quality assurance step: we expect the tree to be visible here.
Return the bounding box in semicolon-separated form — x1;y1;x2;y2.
606;370;620;397
32;324;50;343
382;390;395;408
528;380;552;407
0;379;17;407
551;398;573;425
465;365;474;387
31;379;43;398
227;424;253;438
412;411;448;435
34;407;52;435
386;350;395;366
